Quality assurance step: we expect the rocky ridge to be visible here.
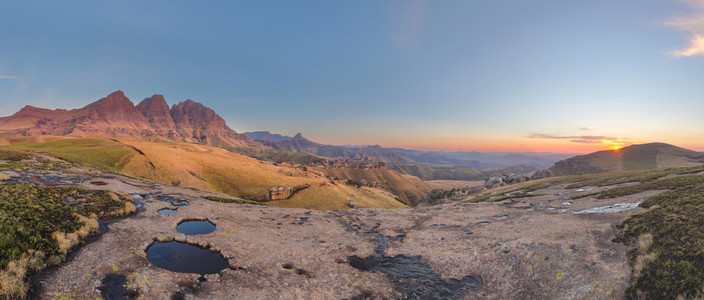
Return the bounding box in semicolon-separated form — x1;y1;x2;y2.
0;91;260;150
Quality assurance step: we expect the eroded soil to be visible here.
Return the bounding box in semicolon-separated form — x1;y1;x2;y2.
1;168;652;299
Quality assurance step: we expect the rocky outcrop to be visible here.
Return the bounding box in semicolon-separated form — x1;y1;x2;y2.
347;199;359;209
530;169;553;180
170;100;256;148
505;174;530;184
268;186;294;200
483;171;547;189
135;94;176;137
264;184;311;201
483;177;506;189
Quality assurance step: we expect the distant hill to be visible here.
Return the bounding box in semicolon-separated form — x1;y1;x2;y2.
387;148;575;169
549;143;704;175
387;163;537;181
245;131;292;142
262;133;414;163
259;132;545;180
0;91;263;151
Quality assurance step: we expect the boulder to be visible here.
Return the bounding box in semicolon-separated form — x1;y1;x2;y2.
483;177;506;189
531;170;554;180
268;186;294;200
505;174;530;184
347;199;359;209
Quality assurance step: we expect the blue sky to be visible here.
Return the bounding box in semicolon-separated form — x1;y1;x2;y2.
1;1;703;152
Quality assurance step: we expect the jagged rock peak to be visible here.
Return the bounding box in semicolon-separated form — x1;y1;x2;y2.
136;94;175;129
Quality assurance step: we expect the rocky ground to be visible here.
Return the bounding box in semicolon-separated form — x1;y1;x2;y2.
0;167;653;299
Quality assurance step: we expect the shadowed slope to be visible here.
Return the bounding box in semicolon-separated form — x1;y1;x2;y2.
550;143;704;175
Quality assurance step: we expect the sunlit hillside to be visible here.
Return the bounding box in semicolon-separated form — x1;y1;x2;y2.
4;136;406;209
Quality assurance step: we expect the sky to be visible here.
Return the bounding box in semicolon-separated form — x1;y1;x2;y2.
1;0;703;153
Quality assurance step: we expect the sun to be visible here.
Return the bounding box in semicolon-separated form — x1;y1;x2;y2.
612;146;620;150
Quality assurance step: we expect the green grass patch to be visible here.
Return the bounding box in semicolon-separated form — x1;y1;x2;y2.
14;139;135;172
0;147;31;161
0;158;71;171
0;183;130;268
598;174;704;199
565;165;704;189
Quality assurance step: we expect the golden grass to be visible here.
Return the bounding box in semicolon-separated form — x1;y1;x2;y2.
52;231;79;255
0;174;9;181
115;139;406;209
270;184;407;210
638;233;653;252
119;139;316;196
319;167;432;205
0;250;44;299
0;256;30;299
120;201;137;215
52;214;100;254
633;233;656;282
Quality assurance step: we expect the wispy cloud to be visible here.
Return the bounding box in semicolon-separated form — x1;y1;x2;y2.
579;127;593;131
0;109;6;113
529;133;630;146
0;75;16;79
389;0;430;47
666;0;704;57
528;134;621;141
570;139;602;144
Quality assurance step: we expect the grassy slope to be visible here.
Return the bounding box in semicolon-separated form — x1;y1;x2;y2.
425;180;484;190
468;164;704;299
7;136;403;210
269;184;407;210
550;143;704;176
13;138;135;172
318;167;432;206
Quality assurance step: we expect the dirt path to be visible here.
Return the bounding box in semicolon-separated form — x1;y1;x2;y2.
2;169;649;299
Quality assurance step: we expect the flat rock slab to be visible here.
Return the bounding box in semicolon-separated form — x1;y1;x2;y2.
23;170;641;299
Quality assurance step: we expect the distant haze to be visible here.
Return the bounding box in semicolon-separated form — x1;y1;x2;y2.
1;1;703;153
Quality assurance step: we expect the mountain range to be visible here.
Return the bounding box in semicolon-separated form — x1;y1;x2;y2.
2;90;703;181
247;131;571;169
0;91;579;183
0;91;259;151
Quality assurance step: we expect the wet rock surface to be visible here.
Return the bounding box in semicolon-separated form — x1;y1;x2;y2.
348;234;482;299
8;168;648;299
98;274;138;299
